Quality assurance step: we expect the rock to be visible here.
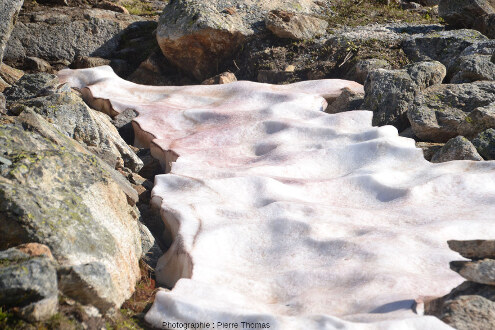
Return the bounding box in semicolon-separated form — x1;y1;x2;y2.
89;109;143;171
0;77;9;93
128;172;150;187
345;58;391;85
362;61;446;130
448;240;495;259
94;1;130;14
111;108;138;145
156;0;322;80
143;241;163;269
473;128;495;159
284;64;296;72
4;7;143;65
139;222;155;259
402;29;487;81
70;56;112;69
106;58;132;77
425;281;495;330
450;54;495;83
16;242;55;260
0;247;58;321
58;262;117;313
0;0;23;65
138;202;171;250
127;51;169;85
431;136;483;162
127;49;195;86
461;39;495;57
265;10;328;40
3;72;62;103
110;20;159;76
407;61;447;87
38;0;68;5
424;238;495;327
458;104;495;138
0;63;23;91
473;12;495;38
24;57;53;73
399;126;416;139
0;93;5;115
439;0;495;28
416;141;444;161
137;148;163;181
450;259;495;285
408;81;495;142
17;296;59;323
419;0;439;6
234;23;443;84
401;1;422;10
0;110;141;309
5;73;143;172
202;72;237;85
50;59;71;72
257;69;296;84
325;87;364;113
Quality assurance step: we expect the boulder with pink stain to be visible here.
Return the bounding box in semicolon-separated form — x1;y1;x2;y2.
156;0;324;80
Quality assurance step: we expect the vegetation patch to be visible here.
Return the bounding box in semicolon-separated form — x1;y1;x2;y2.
325;0;441;28
120;0;165;16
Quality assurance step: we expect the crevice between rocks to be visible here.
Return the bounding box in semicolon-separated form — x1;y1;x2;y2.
78;85;194;290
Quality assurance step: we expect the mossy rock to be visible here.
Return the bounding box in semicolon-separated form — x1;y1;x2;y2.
0;110;141;309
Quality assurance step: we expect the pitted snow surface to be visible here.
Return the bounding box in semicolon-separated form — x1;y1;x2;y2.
59;66;495;330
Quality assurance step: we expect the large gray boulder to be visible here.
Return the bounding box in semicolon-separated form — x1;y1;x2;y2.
156;0;323;80
0;0;23;65
0;109;142;311
361;61;446;131
4;7;143;65
408;81;495;142
430;136;483;162
5;73;143;172
439;0;495;28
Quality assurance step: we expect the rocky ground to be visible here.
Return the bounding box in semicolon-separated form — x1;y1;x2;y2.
1;0;495;329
